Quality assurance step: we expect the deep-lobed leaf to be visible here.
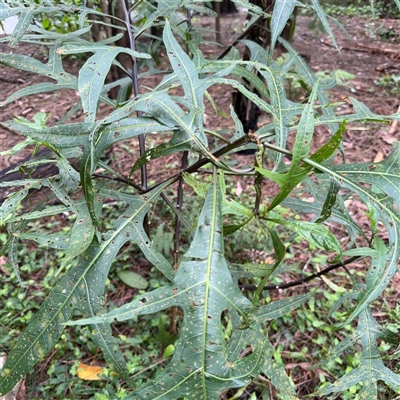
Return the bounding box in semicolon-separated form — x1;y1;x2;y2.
0;46;76;90
304;143;400;323
66;179;266;398
0;183;173;395
318;310;400;398
4;120;95;148
56;46;149;122
66;176;311;399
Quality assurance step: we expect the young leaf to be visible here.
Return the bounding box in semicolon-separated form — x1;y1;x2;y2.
117;270;148;290
288;79;320;173
130;138;189;176
268;218;342;258
270;0;297;53
315;176;340;223
267;79;320;211
56;46;150;122
63;199;97;262
253;227;286;302
310;0;339;51
182;173;210;198
283;176;364;240
309;120;345;165
80;145;100;229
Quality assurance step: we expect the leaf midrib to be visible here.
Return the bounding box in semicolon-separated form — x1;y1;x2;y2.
3;183;168;383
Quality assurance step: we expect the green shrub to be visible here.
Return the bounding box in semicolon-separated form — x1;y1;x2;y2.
1;1;400;398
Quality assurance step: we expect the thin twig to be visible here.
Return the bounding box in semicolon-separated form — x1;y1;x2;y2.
92;136;294;194
173;152;188;269
119;0;149;235
173;9;192;269
239;256;361;291
142;134;252;193
92;172;141;191
119;0;147;192
217;16;263;60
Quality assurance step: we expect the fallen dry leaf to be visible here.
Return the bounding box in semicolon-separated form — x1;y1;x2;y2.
236;181;243;196
373;151;384;163
76;363;103;381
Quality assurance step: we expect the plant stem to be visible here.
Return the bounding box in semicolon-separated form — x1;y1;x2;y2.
120;0;147;192
173;151;188;269
170;9;193;335
240;256;361;291
120;0;149;235
217;16;263;60
92;138;293;193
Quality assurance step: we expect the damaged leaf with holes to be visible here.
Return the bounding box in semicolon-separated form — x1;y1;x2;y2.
66;177;306;399
0;182;174;395
1;0;400;398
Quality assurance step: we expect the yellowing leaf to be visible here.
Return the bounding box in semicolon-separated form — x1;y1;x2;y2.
76;363;103;381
